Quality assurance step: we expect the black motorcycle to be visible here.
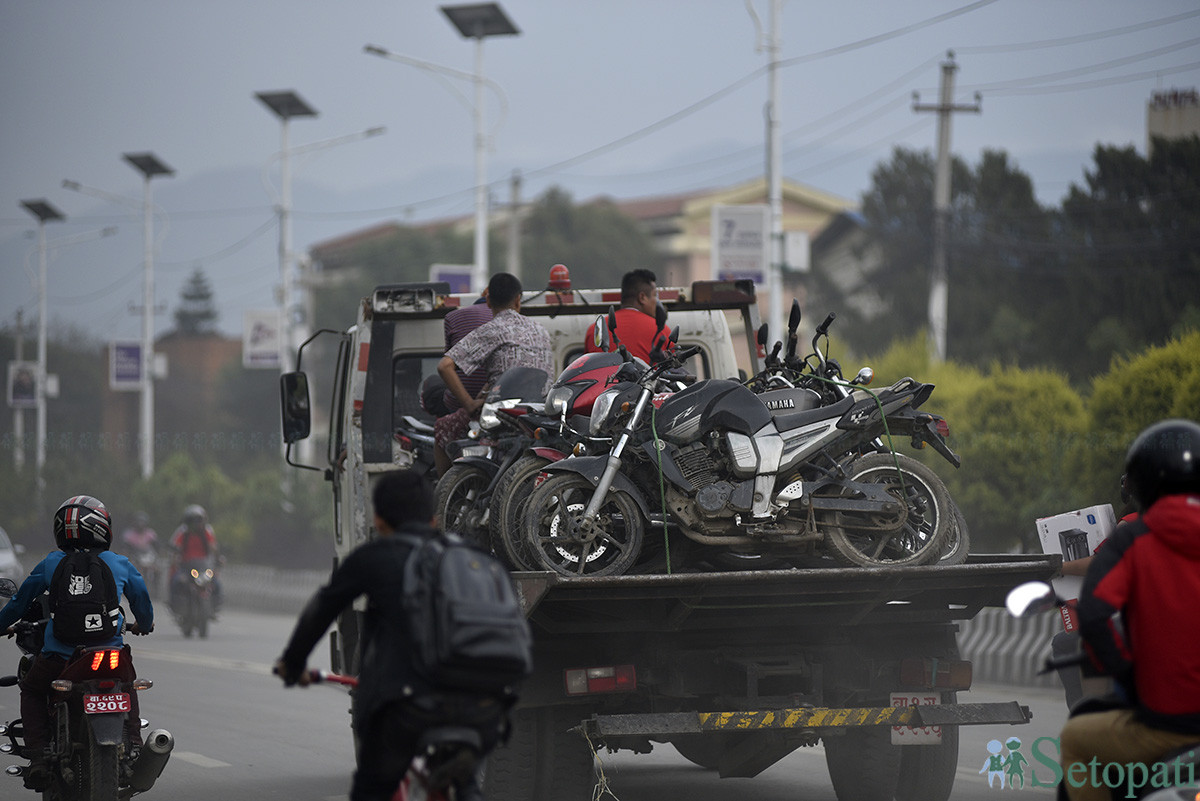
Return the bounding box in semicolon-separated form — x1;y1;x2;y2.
0;578;173;800
171;557;217;639
521;311;958;577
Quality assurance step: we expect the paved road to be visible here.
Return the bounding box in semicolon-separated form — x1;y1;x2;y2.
0;608;1067;800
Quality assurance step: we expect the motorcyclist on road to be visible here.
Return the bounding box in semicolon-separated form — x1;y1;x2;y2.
0;495;154;791
275;469;507;801
122;510;159;595
168;504;223;615
1059;419;1200;800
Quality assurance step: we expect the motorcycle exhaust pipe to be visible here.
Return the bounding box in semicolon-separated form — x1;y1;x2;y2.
128;728;174;792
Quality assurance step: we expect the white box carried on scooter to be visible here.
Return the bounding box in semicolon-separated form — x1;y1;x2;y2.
1035;504;1116;631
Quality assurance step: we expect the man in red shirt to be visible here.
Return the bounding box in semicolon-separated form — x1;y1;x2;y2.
168;504;222;615
584;269;669;364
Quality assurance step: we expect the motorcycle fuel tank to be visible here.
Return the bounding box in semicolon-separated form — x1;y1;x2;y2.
654;379;772;444
757;387;822;416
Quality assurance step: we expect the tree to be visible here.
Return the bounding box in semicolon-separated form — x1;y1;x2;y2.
174;268;219;336
521;187;660;289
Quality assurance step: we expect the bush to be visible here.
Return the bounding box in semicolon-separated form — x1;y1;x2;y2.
1079;331;1200;504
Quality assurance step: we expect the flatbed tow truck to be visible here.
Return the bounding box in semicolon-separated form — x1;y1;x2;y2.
279;272;1061;801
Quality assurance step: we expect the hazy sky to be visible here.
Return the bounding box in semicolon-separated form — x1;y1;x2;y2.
3;0;1198;342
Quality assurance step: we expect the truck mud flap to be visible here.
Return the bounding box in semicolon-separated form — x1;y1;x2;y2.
584;701;1031;739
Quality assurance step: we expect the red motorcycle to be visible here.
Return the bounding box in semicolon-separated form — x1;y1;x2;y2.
306;670;480;801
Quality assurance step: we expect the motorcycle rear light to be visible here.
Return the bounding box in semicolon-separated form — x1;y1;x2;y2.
51;680;72;692
98;680;116;690
91;650;121;671
396;434;414;450
936;419;950;438
564;665;636;696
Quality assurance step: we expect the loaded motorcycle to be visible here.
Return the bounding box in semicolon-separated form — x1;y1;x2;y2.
0;578;173;800
521;307;959;577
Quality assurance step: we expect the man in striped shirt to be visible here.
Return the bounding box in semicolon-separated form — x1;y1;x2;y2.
436;273;553;474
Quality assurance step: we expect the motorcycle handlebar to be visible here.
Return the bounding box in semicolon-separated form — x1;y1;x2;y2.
308;669;358;688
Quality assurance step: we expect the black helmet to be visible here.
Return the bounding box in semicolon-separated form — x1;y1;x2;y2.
54;495;113;550
182;504;207;532
1124;419;1200;510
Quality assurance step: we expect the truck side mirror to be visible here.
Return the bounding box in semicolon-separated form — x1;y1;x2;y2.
280;372;312;444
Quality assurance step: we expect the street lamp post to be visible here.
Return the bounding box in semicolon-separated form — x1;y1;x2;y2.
255;91;317;378
440;3;520;293
122;153;174;480
19;199;65;497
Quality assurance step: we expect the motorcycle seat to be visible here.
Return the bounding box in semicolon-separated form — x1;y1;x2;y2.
770;395;855;432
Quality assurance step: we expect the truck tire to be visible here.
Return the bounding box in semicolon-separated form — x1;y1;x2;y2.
483;706;595;801
823;727;900;801
436;464;492;549
823;453;952;568
895;719;959;801
669;733;750;770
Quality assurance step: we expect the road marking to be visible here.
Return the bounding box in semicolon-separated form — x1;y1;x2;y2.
173;751;232;768
131;648;274;676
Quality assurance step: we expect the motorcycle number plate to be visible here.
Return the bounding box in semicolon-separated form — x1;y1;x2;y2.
84;693;131;714
889;692;941;745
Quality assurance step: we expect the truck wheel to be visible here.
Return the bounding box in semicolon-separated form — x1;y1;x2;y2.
823;727;900;801
483;706;595;801
823;454;952;568
489;454;550;570
524;474;644;577
669;733;750;770
895;722;959;801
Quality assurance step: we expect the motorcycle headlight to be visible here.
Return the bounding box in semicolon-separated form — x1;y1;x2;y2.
479;398;520;430
545;385;573;416
589;388;620;435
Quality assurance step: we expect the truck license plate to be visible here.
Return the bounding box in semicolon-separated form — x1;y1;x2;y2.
84;693;131;714
890;692;941;745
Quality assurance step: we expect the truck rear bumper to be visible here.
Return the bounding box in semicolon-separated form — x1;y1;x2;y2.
584;700;1031;738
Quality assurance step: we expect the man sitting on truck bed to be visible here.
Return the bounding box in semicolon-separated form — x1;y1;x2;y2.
584;268;671;364
435;272;553;473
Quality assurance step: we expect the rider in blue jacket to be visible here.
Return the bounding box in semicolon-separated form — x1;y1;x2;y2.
0;495;154;790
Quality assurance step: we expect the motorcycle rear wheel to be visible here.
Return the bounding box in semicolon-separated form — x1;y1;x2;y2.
435;464;492;550
87;733;120;801
822;453;952;568
523;473;644;577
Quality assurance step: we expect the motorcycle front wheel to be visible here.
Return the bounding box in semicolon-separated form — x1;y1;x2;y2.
488;454;550;571
435;464;492;550
523;473;644;577
822;453;952;568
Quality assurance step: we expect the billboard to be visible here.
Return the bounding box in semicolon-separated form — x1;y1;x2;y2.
243;309;281;369
429;264;474;294
711;205;768;283
110;342;142;391
6;361;37;408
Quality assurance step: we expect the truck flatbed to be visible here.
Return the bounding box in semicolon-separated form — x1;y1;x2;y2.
514;553;1060;634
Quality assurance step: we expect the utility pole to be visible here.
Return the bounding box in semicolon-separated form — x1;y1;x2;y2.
507;169;521;281
765;0;785;342
13;309;25;469
913;51;980;362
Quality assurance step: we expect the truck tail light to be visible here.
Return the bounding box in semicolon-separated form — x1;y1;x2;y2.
899;658;972;690
564;665;636;696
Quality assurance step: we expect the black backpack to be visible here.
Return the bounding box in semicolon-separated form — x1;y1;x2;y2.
48;549;121;646
398;533;533;694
